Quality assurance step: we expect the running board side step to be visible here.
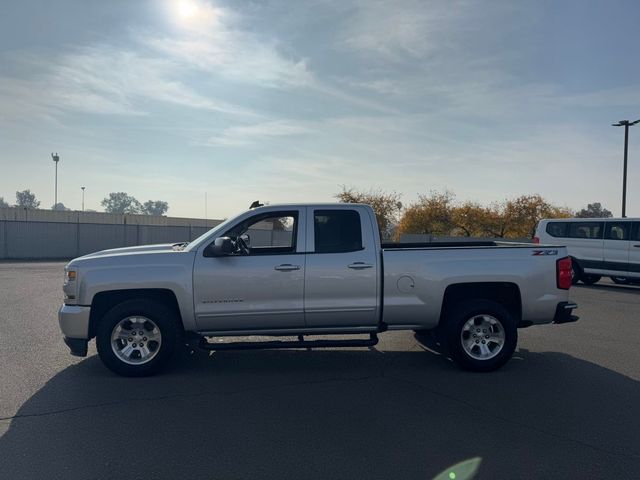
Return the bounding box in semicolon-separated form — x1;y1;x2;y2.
198;333;379;351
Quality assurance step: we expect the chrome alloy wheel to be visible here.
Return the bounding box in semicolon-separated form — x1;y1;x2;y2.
110;316;162;365
460;314;505;361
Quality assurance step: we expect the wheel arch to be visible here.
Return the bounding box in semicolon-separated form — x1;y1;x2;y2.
89;289;183;339
439;282;522;327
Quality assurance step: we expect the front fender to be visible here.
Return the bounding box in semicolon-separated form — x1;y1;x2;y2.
76;252;197;331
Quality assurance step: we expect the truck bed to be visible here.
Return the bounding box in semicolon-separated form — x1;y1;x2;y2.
380;241;564;329
381;241;532;249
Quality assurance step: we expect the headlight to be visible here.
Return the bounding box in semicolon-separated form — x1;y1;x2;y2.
63;268;78;304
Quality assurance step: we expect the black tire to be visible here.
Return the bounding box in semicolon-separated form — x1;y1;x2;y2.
610;276;631;285
570;259;581;285
96;299;180;377
443;299;517;372
581;275;601;286
414;329;444;352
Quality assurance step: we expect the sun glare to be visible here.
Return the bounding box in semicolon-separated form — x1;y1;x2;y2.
176;0;198;20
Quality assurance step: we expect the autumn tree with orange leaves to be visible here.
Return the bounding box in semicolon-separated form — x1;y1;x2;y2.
337;188;572;240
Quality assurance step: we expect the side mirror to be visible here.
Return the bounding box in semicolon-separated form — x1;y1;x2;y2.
205;237;234;257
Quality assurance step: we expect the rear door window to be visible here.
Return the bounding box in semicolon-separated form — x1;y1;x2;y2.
568;222;603;239
546;222;568;237
604;222;631;241
314;210;363;253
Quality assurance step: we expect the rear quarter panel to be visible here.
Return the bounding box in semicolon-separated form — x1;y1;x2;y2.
382;246;569;329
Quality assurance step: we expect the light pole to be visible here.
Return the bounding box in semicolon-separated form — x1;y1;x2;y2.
81;186;85;212
51;153;60;207
612;119;639;218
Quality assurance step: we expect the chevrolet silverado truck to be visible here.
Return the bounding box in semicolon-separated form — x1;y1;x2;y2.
59;203;578;376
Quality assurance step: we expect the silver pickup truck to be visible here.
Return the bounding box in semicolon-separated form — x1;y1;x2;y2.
59;203;578;376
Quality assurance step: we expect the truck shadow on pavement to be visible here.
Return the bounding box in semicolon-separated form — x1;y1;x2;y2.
1;346;639;480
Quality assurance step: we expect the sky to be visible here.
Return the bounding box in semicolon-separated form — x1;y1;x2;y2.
1;0;639;219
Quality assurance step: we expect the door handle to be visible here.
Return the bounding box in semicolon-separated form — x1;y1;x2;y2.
634;245;640;248
348;262;374;269
274;264;301;271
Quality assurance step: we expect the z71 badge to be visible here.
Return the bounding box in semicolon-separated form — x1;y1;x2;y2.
532;249;558;256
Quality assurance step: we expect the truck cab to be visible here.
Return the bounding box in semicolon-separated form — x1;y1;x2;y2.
191;204;381;333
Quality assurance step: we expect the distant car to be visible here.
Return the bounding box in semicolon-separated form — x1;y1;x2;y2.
534;217;640;285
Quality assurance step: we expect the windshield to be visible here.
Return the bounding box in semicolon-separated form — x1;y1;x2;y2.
184;210;244;252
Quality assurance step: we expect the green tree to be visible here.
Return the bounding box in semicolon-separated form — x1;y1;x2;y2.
51;202;69;211
575;202;612;218
0;197;9;208
336;186;402;239
15;190;40;209
101;192;141;214
141;200;169;216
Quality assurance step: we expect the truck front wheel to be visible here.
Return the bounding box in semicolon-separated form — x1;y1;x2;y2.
444;300;517;372
96;299;179;377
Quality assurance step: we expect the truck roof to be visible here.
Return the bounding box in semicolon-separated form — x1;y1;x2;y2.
250;202;370;210
539;217;640;222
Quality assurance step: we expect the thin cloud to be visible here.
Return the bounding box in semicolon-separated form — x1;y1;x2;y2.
336;77;404;95
146;1;396;115
561;86;640;108
201;120;310;147
0;45;257;119
337;0;460;60
144;1;314;89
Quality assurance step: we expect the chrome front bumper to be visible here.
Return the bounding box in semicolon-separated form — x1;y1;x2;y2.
58;304;91;339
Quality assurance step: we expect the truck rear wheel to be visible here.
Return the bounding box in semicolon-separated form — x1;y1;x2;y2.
580;275;601;285
96;299;179;377
444;299;517;372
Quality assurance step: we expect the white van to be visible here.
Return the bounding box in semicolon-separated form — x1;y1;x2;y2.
534;218;640;285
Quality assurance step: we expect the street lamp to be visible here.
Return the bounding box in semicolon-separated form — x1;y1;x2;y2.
612;119;640;218
51;153;60;207
81;186;85;212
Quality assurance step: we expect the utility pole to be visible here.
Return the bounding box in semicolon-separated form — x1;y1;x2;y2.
205;192;208;226
612;119;639;218
81;186;85;212
51;153;60;207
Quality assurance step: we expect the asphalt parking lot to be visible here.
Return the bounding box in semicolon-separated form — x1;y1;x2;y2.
0;262;639;479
